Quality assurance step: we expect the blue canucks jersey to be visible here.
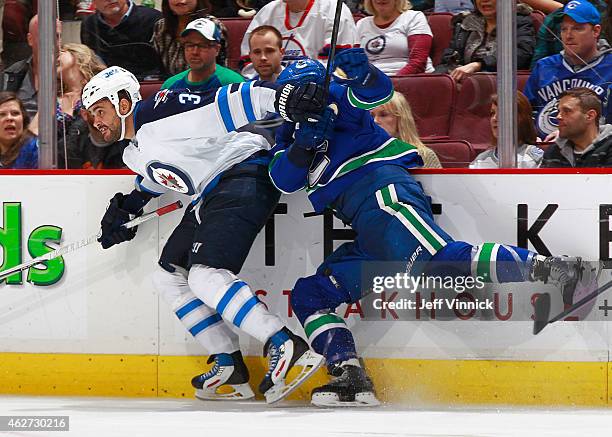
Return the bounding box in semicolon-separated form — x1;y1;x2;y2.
524;50;612;137
268;68;423;213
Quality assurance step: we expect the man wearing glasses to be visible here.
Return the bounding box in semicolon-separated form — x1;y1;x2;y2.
162;18;244;92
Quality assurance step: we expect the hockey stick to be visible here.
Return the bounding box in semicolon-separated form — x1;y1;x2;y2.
323;0;344;98
0;200;183;282
533;278;612;335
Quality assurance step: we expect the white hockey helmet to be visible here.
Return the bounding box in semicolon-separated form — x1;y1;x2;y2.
81;66;142;141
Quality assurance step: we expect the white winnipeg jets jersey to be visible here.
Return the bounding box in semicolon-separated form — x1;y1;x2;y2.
123;81;278;200
240;0;357;77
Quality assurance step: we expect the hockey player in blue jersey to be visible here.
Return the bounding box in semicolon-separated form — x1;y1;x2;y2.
268;50;593;407
81;66;328;404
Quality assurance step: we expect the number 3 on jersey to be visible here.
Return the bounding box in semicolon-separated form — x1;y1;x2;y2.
179;93;201;105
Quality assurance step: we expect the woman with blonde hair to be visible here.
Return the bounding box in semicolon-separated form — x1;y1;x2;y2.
58;43;106;116
371;92;442;168
357;0;435;75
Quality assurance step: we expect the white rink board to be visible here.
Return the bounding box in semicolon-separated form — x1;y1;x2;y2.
0;173;611;361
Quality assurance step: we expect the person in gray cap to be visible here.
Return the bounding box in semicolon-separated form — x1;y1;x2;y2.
162;17;244;92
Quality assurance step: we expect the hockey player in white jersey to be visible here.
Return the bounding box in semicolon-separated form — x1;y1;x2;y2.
81;66;327;404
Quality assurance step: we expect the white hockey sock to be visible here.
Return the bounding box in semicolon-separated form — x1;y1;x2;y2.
153;264;239;354
188;264;284;344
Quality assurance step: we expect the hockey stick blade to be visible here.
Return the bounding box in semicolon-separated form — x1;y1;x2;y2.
532;278;612;335
0;200;183;282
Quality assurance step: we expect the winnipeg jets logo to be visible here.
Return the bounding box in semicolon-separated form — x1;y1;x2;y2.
146;162;196;195
155;170;185;192
365;36;386;55
154;89;170;109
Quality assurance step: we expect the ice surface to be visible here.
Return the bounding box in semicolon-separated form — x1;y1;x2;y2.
0;395;610;437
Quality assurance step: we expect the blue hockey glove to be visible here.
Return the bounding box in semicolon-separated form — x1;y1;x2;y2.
275;82;327;123
332;48;373;88
98;192;145;249
293;106;336;151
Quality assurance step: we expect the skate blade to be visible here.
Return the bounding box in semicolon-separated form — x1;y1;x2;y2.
195;383;255;401
311;392;381;408
264;350;324;405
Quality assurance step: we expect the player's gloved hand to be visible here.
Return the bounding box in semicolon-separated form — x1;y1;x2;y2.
332;48;374;88
293;106;336;151
98;192;143;249
275;82;326;123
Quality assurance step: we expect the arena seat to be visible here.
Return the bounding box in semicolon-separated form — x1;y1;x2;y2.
221;18;253;71
517;70;531;91
140;80;164;100
391;73;456;139
448;73;495;149
425;139;476;168
427;13;453;66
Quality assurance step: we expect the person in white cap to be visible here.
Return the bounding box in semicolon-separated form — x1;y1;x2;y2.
162;17;244;92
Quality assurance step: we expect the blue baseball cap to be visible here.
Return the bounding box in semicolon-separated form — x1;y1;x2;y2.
562;1;601;25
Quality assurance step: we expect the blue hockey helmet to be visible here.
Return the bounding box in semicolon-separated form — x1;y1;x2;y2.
277;58;326;86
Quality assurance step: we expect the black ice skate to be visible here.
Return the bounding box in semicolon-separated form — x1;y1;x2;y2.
530;256;584;305
311;362;380;407
191;351;255;400
258;327;324;404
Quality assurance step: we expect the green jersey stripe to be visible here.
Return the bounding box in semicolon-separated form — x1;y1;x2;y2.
309;139;418;192
477;242;495;281
347;88;394;110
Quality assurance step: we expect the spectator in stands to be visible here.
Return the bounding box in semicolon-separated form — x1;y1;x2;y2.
531;0;608;66
1;0;37;67
525;0;612;139
434;0;473;13
80;0;162;79
162;18;244;91
208;0;241;17
470;92;543;168
371;92;442;168
0;92;37;169
541;87;612;167
239;0;357;77
437;0;535;82
357;0;435;75
152;0;230;78
248;25;284;80
246;25;284;143
55;43;125;169
0;15;61;121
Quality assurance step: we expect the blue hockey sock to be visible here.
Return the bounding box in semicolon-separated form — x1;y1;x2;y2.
304;313;358;365
429;241;536;283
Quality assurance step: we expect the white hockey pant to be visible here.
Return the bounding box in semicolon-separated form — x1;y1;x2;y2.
187;264;284;344
152;264;239;354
